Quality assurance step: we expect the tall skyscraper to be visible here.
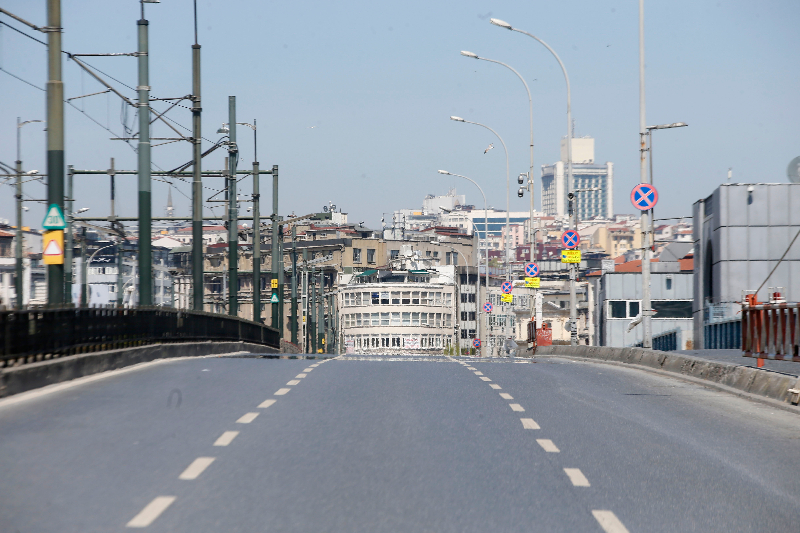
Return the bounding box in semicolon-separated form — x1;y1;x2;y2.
541;136;613;220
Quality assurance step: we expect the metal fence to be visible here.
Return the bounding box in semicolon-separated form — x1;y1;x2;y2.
634;329;679;351
704;318;742;350
742;301;800;361
1;307;280;365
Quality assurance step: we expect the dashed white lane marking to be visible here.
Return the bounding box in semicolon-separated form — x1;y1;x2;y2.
275;388;291;395
126;496;176;528
214;431;239;446
310;364;319;367
537;439;559;452
296;373;307;378
509;403;525;412
564;468;591;487
466;367;477;371
490;384;502;390
521;418;540;429
303;368;314;372
179;457;215;480
499;393;513;400
480;377;492;381
258;399;277;409
474;371;484;376
236;412;259;424
592;510;630;533
286;380;301;386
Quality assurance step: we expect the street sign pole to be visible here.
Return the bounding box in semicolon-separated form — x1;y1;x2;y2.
46;0;65;306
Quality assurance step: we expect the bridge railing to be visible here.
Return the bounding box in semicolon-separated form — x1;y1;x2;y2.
1;307;280;366
742;298;800;362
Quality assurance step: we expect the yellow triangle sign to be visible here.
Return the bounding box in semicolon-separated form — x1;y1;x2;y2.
44;237;63;256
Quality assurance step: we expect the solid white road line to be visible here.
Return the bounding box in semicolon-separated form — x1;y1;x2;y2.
592;511;630;533
499;393;513;400
480;376;492;381
296;373;307;378
275;388;291;395
536;439;559;452
126;496;176;528
236;412;259;424
258;399;277;409
286;380;301;386
214;431;239;446
564;468;591;487
490;384;502;390
509;403;525;412
179;457;215;480
520;418;540;429
474;371;484;376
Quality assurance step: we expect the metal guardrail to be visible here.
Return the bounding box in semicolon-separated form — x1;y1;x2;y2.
705;318;742;350
742;301;800;362
1;307;280;366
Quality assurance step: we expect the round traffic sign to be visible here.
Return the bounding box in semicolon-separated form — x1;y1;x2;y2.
473;338;481;349
525;262;539;277
501;281;513;294
561;230;580;249
483;302;493;313
630;183;659;211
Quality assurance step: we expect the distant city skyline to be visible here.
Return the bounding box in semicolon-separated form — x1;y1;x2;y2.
1;0;798;231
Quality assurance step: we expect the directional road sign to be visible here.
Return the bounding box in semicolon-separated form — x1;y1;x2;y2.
501;280;513;294
525;262;539;277
630;183;659;211
42;204;67;230
472;338;481;349
561;230;580;249
271;278;278;289
483;302;493;313
43;230;64;265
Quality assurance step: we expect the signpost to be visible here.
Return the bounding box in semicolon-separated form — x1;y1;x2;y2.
472;338;481;349
42;204;67;230
501;294;513;303
525;277;541;288
524;262;539;277
483;302;493;313
270;293;280;304
630;183;658;211
501;280;513;294
561;230;580;249
561;250;581;264
43;231;64;265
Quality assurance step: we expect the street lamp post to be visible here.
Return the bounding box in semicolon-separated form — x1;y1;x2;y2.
449;116;511;281
438;170;489;358
15;118;44;309
490;17;576;345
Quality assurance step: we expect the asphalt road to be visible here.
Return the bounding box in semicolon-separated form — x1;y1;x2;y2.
1;352;799;532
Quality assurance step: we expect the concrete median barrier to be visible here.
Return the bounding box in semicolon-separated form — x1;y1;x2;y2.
533;345;800;409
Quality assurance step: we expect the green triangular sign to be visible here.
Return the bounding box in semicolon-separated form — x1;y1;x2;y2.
270;293;280;304
42;204;67;230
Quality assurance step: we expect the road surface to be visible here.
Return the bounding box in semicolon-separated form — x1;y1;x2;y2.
1;353;798;532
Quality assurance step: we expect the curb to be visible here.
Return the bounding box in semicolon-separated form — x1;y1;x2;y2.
0;341;278;399
532;345;800;412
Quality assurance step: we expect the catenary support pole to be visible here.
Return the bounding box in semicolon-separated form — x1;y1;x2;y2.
252;159;261;321
191;28;203;311
317;272;324;352
310;265;316;353
80;229;87;306
65;165;73;303
302;248;308;352
46;0;65;305
639;0;652;348
291;224;298;344
117;244;123;307
270;165;279;331
15;153;23;309
227;96;238;316
137;9;152;306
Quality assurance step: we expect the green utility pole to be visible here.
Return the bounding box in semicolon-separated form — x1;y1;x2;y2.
117;244;124;307
302;248;308;352
46;0;65;305
80;229;87;307
252;157;261;322
310;265;316;353
270;165;279;331
14;156;22;309
290;224;298;344
227;96;238;316
317;272;324;352
65;165;73;304
191;8;203;311
325;293;332;354
137;7;152;306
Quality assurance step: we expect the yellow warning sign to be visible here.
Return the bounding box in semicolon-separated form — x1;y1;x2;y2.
561;250;581;264
271;278;278;289
525;277;541;288
43;230;64;265
501;294;513;303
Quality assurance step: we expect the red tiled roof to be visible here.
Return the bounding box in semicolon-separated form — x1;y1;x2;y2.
0;230;14;238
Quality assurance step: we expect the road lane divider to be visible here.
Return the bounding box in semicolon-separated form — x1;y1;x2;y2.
236;412;259;424
509;403;525;412
274;388;291;395
490;384;502;390
126;496;176;528
258;399;277;408
474;371;484;375
179;457;215;480
520;418;540;429
214;431;239;446
296;373;307;378
564;468;590;487
500;393;514;400
592;510;630;533
286;380;301;386
480;377;492;381
536;439;559;452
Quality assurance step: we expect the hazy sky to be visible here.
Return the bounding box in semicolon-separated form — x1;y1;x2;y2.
1;0;798;231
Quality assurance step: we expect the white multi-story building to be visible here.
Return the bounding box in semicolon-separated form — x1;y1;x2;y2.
541;136;614;220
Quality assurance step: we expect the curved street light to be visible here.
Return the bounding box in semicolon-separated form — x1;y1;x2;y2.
490;18;578;346
449;116;511;281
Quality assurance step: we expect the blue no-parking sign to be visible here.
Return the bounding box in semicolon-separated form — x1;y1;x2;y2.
561;230;580;249
630;183;659;211
525;262;539;277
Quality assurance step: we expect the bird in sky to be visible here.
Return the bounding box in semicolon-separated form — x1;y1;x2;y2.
484;143;494;154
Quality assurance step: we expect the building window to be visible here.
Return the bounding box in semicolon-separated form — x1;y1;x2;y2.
433;251;438;258
629;301;640;317
391;312;401;326
412;312;420;326
391;292;400;304
372;292;380;304
402;312;410;325
461;329;468;339
665;276;673;291
469;312;476;321
353;248;362;263
367;248;376;263
371;313;379;326
609;301;627;318
390;249;399;260
402;292;411;304
421;313;428;325
652;300;692;319
381;292;389;304
412;291;420;305
382;336;390;347
426;250;431;257
461;311;468;321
